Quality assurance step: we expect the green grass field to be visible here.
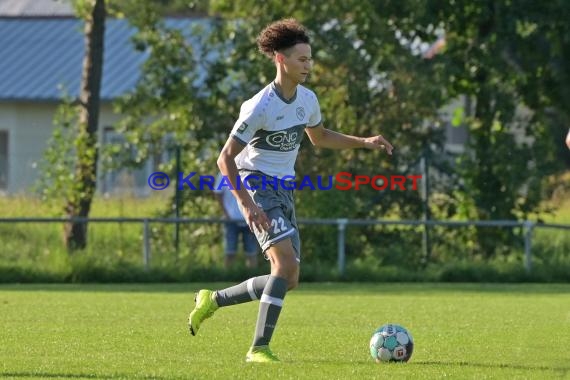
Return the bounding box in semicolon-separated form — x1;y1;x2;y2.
1;283;568;379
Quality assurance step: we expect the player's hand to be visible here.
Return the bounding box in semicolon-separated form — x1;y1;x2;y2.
245;204;271;233
363;135;394;155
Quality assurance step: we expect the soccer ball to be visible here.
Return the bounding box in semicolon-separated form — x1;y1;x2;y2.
369;323;414;363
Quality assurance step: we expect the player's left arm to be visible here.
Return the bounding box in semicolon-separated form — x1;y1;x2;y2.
305;124;393;155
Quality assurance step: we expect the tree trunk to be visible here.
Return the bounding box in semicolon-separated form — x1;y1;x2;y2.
64;0;106;251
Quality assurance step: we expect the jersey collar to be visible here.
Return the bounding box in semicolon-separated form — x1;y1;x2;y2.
271;81;297;104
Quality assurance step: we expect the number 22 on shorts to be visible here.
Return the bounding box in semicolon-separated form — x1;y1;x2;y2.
271;217;287;234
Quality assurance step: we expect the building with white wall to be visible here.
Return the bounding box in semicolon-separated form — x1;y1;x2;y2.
0;2;189;195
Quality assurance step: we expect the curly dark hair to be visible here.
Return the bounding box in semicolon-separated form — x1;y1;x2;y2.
256;18;310;58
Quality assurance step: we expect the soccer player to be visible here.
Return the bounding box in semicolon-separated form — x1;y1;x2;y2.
188;18;394;363
566;128;570;150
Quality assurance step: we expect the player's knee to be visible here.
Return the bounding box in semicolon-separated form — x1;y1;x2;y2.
271;258;298;287
287;274;299;290
273;260;296;276
285;264;299;290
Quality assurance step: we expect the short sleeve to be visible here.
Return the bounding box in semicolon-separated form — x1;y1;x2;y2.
230;99;265;145
307;93;322;128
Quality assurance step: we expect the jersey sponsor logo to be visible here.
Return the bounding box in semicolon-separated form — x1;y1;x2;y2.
276;115;284;120
249;124;306;151
237;122;248;133
296;107;305;121
266;130;299;151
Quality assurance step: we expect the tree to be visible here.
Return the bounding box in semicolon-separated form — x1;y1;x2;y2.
104;0;449;267
410;1;570;256
64;0;106;250
100;1;568;266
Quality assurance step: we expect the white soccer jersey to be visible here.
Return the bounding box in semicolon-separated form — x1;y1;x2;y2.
231;82;322;179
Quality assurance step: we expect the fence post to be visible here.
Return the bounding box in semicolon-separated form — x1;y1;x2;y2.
174;145;181;256
420;150;432;266
337;218;348;276
143;218;150;270
523;220;534;274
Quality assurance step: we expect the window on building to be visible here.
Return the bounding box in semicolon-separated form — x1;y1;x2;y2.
445;122;468;145
102;127;154;196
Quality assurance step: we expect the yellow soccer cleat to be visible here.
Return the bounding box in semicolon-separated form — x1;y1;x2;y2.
188;289;218;336
245;346;280;363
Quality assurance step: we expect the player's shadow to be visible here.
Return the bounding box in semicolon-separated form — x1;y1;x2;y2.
291;359;569;374
413;360;569;373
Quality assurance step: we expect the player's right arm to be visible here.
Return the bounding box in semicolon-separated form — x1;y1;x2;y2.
218;98;271;232
217;138;270;233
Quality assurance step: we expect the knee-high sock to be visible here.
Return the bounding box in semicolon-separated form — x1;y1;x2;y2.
214;275;270;307
252;275;288;347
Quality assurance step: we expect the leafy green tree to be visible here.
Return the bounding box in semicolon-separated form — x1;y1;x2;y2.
406;1;570;256
97;1;569;266
95;1;439;267
177;1;450;265
107;0;462;267
40;0;209;254
39;0;107;251
102;3;231;264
